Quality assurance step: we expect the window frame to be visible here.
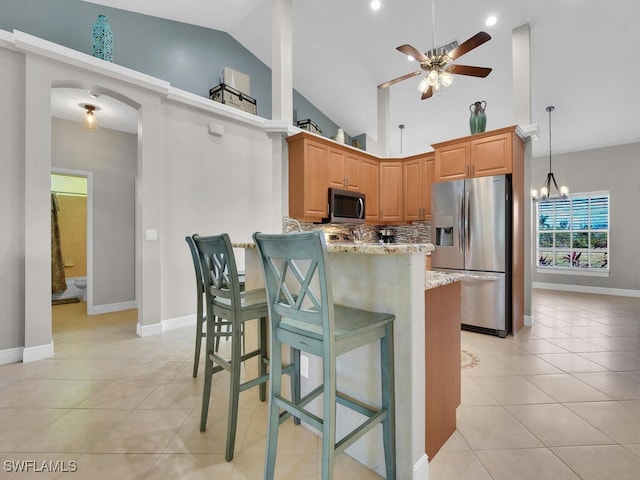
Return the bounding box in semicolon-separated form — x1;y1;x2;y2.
535;190;610;277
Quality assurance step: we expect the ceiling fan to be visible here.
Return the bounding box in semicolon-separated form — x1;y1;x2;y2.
378;2;492;100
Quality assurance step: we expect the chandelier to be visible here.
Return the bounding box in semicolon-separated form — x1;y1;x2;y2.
532;106;568;200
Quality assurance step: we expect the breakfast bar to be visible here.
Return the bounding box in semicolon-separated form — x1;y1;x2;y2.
239;240;463;479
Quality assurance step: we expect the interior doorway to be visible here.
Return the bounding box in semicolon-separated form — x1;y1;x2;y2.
50;169;93;311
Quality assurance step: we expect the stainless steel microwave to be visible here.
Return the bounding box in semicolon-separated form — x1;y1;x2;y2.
324;188;366;224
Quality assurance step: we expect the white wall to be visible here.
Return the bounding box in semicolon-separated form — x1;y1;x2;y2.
531;141;640;292
0;32;284;358
160;100;277;321
0;46;25;351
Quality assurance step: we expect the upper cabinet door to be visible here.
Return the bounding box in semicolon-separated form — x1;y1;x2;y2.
471;132;513;177
362;157;379;222
328;147;346;189
344;152;362;191
424;157;435;219
379;161;403;223
403;158;422;221
328;148;362;191
434;142;470;182
288;136;329;221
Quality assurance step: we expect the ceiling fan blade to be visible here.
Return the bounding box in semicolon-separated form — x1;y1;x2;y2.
447;31;491;60
445;64;492;78
396;44;428;63
377;71;422;89
421;86;433;100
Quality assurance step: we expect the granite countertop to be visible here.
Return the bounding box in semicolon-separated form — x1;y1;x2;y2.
234;241;435;255
425;270;466;290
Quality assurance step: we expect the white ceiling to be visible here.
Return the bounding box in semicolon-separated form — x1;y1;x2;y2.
70;0;640;158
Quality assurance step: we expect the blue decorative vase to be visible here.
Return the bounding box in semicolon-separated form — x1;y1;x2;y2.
92;14;113;62
469;101;487;134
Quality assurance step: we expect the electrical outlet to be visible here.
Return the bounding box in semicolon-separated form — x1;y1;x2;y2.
300;354;309;378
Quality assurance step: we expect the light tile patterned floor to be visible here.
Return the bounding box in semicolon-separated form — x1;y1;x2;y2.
1;289;639;479
431;289;640;480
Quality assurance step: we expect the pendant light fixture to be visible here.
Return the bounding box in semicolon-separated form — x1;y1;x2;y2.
399;124;405;153
83;104;98;132
532;106;568;200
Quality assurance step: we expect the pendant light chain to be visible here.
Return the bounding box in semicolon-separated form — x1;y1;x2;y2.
548;105;554;174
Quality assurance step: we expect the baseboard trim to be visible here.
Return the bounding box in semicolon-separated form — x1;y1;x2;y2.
22;342;54;363
136;322;162;337
88;300;137;315
162;314;196;331
414;453;429;480
533;283;640;298
524;315;533;327
0;346;24;365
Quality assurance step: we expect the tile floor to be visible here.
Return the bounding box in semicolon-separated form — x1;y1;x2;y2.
0;289;639;479
431;289;640;480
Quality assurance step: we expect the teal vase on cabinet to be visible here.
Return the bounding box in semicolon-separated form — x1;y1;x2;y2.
92;14;113;62
469;101;487;134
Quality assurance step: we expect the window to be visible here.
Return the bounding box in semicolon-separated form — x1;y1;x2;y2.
536;192;609;274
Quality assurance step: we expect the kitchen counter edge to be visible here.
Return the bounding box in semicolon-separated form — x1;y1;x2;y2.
233;242;434;255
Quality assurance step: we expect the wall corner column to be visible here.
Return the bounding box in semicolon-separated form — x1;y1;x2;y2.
272;0;293;124
513;23;534;324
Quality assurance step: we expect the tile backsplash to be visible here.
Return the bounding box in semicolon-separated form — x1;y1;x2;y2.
283;218;432;244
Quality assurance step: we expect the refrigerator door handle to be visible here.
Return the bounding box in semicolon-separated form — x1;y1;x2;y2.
464;190;470;255
458;193;463;254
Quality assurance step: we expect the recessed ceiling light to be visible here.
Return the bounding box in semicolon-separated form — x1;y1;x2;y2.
485;15;497;27
407;55;415;62
370;0;381;11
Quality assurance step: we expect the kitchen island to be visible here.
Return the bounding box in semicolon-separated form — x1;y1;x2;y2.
240;241;462;480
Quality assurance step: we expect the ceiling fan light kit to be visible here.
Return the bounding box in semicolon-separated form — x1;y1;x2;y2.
378;1;492;100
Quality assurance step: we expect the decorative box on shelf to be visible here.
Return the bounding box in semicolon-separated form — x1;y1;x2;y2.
209;83;257;115
296;119;322;135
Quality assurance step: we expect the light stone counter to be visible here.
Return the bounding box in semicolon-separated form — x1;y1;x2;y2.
425;270;466;290
234;241;434;255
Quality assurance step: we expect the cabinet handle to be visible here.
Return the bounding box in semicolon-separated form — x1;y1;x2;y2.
466;165;469;175
472;165;475;175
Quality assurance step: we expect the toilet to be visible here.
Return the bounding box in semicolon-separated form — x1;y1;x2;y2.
74;277;87;301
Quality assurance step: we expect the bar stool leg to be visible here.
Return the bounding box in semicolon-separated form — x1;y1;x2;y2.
321;355;337;480
193;313;203;378
264;338;284;480
258;316;268;402
291;347;301;425
200;316;215;431
225;325;243;462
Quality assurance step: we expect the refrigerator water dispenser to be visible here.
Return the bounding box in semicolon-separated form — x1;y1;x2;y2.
435;227;454;246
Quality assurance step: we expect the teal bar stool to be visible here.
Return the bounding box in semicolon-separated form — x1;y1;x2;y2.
192;233;271;462
253;231;396;480
185;236;245;377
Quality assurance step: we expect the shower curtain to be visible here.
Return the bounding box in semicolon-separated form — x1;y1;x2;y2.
51;193;67;294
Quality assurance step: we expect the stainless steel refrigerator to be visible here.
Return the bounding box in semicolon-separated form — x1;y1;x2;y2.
431;175;511;337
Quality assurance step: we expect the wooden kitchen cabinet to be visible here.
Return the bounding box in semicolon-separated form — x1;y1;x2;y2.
379;161;403;223
425;281;461;460
404;153;434;222
328;148;361;191
433;126;517;183
471;132;513;177
287;134;329;221
361;157;380;221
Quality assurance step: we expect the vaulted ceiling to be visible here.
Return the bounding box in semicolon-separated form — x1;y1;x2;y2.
81;0;640;158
